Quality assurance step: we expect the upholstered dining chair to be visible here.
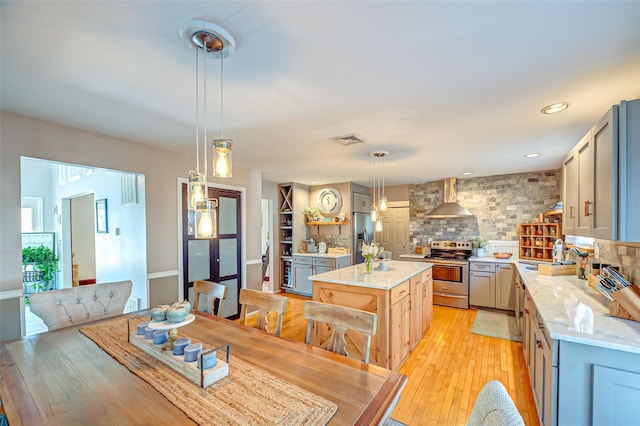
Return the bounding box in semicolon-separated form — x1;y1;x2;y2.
238;288;288;336
193;280;227;316
303;300;377;363
466;380;524;426
28;280;132;331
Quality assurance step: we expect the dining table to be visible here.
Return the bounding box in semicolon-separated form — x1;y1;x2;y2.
0;310;406;425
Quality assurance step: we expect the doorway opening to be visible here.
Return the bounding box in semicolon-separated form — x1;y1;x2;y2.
20;157;148;336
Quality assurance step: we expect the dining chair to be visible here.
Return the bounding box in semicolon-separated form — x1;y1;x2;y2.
303;300;377;363
238;288;288;336
28;280;133;331
466;380;524;426
193;280;227;316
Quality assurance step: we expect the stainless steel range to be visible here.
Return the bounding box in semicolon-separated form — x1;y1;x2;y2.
426;241;472;309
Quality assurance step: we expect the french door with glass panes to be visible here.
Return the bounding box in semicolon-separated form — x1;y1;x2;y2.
182;184;241;319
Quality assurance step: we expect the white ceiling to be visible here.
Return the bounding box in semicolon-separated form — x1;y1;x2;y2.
2;1;639;187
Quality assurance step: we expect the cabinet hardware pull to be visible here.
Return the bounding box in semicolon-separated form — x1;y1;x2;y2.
570;206;574;219
524;309;529;314
536;340;543;349
584;200;593;217
538;322;544;329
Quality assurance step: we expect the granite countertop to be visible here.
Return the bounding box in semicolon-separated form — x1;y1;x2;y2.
400;253;521;264
398;253;427;260
468;255;520;264
309;260;432;290
292;252;351;259
515;262;640;355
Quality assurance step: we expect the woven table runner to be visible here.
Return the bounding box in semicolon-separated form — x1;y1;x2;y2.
80;316;337;425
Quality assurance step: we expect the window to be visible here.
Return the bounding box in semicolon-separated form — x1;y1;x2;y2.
21;197;43;232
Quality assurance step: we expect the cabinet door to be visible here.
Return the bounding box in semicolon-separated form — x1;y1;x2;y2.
593;365;640;425
390;295;411;369
469;271;495;308
410;276;423;347
422;275;433;331
562;149;578;235
592;107;616;240
495;264;515;310
293;263;313;295
533;326;556;426
576;133;594;236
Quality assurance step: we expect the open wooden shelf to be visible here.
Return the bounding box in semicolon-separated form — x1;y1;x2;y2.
519;222;563;262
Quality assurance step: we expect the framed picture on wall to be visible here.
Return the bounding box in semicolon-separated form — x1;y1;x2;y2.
96;199;108;233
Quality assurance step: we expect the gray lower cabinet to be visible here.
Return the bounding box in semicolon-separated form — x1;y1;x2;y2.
470;262;515;310
524;293;557;426
557;340;640;425
523;287;640;425
292;255;351;296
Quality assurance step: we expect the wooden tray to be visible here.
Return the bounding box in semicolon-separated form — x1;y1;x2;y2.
538;263;576;276
129;332;229;388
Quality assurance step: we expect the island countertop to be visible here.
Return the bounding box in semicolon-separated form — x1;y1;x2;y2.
515;262;640;355
309;260;432;290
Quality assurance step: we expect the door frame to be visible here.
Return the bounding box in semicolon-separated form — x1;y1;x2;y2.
176;178;247;303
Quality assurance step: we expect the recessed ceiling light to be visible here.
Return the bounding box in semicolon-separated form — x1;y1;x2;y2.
311;181;318;184
541;102;569;114
461;172;472;176
524;153;541;158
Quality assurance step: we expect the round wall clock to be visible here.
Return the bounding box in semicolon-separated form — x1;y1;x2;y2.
317;187;343;217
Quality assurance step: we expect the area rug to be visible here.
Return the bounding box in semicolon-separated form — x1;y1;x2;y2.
80;316;337;425
471;310;522;342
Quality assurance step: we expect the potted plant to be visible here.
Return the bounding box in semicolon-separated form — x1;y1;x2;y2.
22;245;59;293
302;206;319;223
472;237;489;257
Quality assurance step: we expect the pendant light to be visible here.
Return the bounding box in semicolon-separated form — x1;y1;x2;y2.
212;51;232;177
187;47;205;211
182;20;235;238
370;151;389;234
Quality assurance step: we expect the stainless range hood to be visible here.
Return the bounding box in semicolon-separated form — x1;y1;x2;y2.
426;177;474;218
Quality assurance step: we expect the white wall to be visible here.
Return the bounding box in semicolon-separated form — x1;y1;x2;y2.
1;112;264;341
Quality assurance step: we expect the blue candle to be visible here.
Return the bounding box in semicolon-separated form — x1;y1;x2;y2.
137;322;149;335
183;343;202;362
153;330;168;345
144;326;154;340
197;350;217;370
172;337;191;356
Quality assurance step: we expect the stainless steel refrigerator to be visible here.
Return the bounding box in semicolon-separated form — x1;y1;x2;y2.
353;212;374;264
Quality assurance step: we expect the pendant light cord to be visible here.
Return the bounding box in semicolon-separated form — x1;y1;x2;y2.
195;47;200;173
203;44;208;179
220;54;224;139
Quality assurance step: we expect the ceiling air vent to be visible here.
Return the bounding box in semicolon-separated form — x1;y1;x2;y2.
333;133;365;146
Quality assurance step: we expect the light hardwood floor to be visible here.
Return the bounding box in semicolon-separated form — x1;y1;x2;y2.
243;293;539;425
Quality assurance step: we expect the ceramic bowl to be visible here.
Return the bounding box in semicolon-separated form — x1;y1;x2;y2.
493;252;513;259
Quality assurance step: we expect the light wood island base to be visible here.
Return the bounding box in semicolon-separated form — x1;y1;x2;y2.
311;261;433;370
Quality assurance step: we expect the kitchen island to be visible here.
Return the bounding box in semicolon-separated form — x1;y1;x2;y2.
309;260;433;369
515;263;640;426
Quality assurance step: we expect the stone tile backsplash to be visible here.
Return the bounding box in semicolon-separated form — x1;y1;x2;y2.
409;170;561;245
594;240;640;285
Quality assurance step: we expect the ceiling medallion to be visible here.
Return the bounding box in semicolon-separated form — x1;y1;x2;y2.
180;20;236;58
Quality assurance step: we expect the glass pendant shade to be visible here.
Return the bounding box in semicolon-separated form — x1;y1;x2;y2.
375;219;383;232
370;206;378;222
188;171;206;210
212;139;233;178
379;196;388;212
195;199;218;239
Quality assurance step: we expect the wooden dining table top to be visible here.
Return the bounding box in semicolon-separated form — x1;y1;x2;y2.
0;311;406;425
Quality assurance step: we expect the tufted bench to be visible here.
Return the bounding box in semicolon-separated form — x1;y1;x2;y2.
28;281;133;331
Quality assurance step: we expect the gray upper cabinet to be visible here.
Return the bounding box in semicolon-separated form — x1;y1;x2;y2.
562;144;579;236
562;99;640;241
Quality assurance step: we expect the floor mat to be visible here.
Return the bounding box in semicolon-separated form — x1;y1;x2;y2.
471;309;522;342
